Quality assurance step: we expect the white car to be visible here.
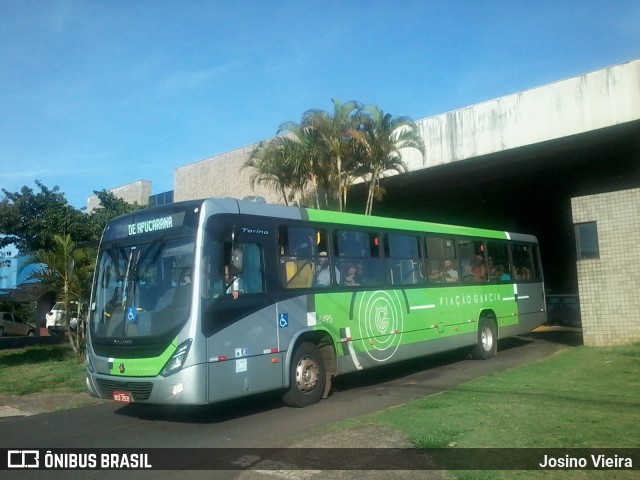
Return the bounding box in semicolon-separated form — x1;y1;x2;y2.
45;302;78;335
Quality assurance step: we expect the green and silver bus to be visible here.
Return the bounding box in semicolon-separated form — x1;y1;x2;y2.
86;198;546;407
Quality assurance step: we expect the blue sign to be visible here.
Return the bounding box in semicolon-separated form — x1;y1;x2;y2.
278;313;289;328
127;307;138;323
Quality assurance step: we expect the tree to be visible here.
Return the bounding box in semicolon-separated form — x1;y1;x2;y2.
297;99;363;211
244;140;296;206
358;105;425;215
0;183;143;254
274;126;327;209
1;182;141;353
85;190;142;240
245;100;424;214
26;234;95;357
0;181;88;253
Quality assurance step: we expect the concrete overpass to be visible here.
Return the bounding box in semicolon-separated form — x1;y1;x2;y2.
363;60;640;295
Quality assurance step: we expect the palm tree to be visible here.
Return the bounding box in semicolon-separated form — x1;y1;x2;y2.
272;134;318;207
252;100;424;214
244;140;296;206
358;105;426;215
26;234;95;356
294;98;363;211
276;123;329;209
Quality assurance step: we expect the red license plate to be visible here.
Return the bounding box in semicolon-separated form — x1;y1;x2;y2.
112;391;132;403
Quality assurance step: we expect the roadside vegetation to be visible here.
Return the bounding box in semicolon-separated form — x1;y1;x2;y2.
0;344;85;396
0;184;141;359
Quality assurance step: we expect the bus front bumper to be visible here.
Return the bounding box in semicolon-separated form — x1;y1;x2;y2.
85;363;208;406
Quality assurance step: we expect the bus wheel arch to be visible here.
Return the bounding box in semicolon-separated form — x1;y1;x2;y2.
471;311;498;360
283;333;335;407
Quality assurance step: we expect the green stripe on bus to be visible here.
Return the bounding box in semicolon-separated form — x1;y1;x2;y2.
305;209;508;239
109;338;178;377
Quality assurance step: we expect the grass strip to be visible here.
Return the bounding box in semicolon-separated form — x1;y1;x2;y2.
344;343;640;479
0;344;86;396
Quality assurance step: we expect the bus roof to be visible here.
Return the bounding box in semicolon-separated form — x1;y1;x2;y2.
106;197;537;244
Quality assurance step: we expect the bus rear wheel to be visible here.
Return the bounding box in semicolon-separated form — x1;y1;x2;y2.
283;342;326;408
471;317;497;360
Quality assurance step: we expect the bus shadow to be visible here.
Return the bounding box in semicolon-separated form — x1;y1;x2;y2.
113;350;478;423
332;349;472;392
112;330;580;423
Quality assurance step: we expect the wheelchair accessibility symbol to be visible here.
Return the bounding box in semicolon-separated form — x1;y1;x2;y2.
127;306;138;323
279;313;289;328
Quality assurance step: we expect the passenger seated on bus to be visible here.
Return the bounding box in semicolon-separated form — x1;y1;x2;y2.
441;260;459;283
314;252;340;287
427;262;442;283
354;261;367;285
492;264;511;281
341;263;359;287
516;265;531;281
470;255;487;282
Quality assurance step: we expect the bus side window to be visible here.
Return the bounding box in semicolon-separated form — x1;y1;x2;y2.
511;243;540;282
333;230;382;287
384;234;424;286
486;241;512;281
425;236;459;284
457;240;487;283
278;226;329;289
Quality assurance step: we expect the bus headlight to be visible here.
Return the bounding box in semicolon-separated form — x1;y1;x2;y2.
160;339;192;377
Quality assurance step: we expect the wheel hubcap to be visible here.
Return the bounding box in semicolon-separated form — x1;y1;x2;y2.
482;327;493;351
295;355;320;393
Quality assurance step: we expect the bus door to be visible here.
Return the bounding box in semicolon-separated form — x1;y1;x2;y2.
202;215;282;400
511;243;546;331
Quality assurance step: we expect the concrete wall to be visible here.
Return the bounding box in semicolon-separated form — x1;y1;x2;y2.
174;144;282;203
571;188;640;346
86;179;152;213
402;59;640;170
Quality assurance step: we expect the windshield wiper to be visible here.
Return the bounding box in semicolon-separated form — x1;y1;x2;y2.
121;247;138;309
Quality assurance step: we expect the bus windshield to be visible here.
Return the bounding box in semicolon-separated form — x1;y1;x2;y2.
90;237;195;341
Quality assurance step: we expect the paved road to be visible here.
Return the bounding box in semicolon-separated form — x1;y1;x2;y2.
0;328;582;480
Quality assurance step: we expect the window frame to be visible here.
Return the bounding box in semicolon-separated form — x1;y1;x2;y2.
575;222;600;260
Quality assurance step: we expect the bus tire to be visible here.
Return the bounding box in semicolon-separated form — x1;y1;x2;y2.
471;317;497;360
283;342;326;408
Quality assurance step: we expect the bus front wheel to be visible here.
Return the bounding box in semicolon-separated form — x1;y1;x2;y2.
471;318;497;360
283;342;326;408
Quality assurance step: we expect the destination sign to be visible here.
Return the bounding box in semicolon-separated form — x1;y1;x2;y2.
102;202;201;242
127;216;173;236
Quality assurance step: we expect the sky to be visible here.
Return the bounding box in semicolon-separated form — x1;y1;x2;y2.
1;0;639;209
